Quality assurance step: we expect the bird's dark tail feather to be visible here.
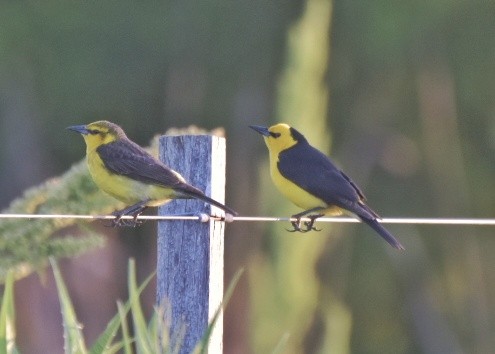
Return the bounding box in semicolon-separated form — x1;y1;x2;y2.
181;190;238;216
360;217;405;250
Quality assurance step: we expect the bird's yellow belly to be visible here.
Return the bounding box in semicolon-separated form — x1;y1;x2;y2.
270;157;342;216
270;160;322;209
86;152;175;206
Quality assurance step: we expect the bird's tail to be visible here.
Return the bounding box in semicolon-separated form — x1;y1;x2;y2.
359;216;405;250
180;188;238;216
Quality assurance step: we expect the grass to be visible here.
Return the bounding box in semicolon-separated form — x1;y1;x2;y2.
0;259;244;354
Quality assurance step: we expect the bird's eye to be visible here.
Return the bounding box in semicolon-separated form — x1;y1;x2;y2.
270;132;281;138
88;129;100;135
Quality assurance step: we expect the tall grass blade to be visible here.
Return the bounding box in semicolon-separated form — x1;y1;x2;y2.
50;257;87;354
89;262;154;354
128;259;154;354
0;271;18;354
117;301;134;354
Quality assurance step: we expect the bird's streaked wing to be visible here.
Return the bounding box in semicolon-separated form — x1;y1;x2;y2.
97;140;187;189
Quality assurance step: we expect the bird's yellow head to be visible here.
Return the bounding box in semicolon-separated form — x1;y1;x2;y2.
250;123;307;154
67;120;127;151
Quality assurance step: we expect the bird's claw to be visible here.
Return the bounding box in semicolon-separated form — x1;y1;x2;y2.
306;214;324;231
112;218;145;228
303;222;322;232
102;211;146;228
286;220;310;233
287;214;323;233
303;214;323;232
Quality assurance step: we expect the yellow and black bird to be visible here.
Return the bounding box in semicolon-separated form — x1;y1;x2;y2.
250;123;404;250
68;120;237;226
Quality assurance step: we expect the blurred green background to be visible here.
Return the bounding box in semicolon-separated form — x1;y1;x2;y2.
1;1;495;353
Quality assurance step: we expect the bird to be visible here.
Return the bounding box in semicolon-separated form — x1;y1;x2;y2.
68;120;237;226
250;123;404;250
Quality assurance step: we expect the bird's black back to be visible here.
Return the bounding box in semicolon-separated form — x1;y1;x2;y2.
277;140;376;219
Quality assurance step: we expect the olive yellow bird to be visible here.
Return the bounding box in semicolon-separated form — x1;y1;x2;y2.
250;123;404;250
68;120;237;226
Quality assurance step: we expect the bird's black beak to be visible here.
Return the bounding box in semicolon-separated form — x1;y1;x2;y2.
249;125;271;137
67;125;90;135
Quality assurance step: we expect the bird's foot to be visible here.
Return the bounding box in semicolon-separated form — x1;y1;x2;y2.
286;214;323;233
286;219;308;233
286;216;310;233
104;204;148;227
303;214;324;232
111;211;146;227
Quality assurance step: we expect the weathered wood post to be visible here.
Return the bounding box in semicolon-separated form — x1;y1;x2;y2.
157;135;226;354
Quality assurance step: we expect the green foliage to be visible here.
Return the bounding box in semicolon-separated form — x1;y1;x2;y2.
52;258;157;354
0;161;123;283
127;259;156;354
0;259;243;354
0;259;155;354
0;271;18;354
51;257;87;354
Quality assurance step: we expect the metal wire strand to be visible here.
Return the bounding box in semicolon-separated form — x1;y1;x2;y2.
0;213;494;225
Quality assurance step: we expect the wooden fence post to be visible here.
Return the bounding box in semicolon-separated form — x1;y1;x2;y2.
157;135;225;354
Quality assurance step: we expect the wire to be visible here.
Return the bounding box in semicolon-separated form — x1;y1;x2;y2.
0;213;204;221
233;216;495;225
0;213;494;225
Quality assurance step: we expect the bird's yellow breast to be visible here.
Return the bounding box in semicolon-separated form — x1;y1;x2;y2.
268;151;322;209
86;149;176;206
269;151;342;216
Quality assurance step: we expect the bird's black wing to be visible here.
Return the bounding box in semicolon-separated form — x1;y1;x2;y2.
278;142;403;249
97;139;187;189
277;143;376;219
97;139;238;215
